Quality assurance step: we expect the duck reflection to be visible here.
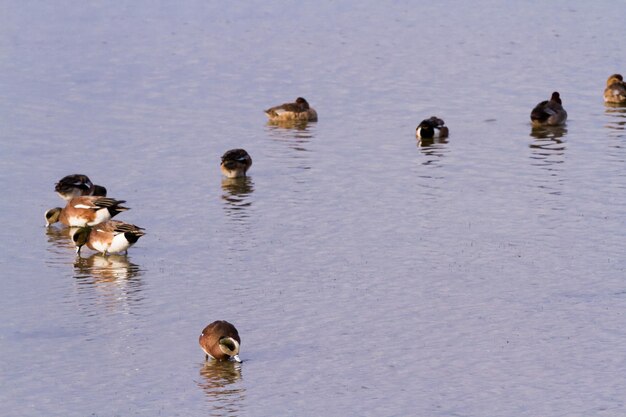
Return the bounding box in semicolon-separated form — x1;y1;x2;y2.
72;254;144;311
528;127;567;197
221;177;254;223
530;125;568;141
266;115;316;130
265;121;315;171
529;126;567;166
416;135;449;166
197;360;245;414
45;226;77;251
604;104;626;136
74;253;142;282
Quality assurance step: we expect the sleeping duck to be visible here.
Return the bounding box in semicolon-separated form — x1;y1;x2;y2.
264;97;318;122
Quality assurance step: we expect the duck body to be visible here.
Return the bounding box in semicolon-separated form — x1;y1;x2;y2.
604;74;626;104
199;320;241;362
265;97;317;122
55;174;107;200
531;92;567;126
45;196;129;227
416;116;449;139
220;149;252;178
72;220;145;255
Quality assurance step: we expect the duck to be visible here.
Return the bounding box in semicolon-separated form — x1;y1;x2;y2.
264;97;318;122
604;74;626;104
416;116;449;139
220;149;252;178
71;220;145;255
199;320;241;363
55;174;107;201
45;196;129;227
530;92;567;126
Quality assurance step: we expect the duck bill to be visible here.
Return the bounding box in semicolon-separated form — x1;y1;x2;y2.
232;354;242;363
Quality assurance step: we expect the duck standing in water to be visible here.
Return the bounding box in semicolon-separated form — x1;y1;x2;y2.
199;320;241;363
72;220;145;255
530;92;567;127
264;97;318;122
45;196;129;227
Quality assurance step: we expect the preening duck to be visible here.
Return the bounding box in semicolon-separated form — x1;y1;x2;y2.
530;92;567;127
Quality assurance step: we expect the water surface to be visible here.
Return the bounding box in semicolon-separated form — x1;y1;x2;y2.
1;1;625;416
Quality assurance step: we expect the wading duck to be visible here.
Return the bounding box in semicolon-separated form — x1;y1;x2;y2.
45;196;128;227
199;320;241;363
72;220;145;255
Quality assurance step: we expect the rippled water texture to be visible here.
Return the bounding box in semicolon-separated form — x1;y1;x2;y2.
1;1;625;416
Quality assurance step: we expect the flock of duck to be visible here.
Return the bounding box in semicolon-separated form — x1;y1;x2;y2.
44;73;626;363
220;74;626;180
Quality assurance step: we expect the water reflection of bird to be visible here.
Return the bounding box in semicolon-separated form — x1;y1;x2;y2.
417;135;449;148
529;125;568;140
265;122;315;175
266;121;314;151
528;127;567;180
221;177;254;221
73;253;143;283
416;133;449;166
266;118;312;130
45;226;76;251
604;104;626;135
72;254;144;314
197;360;245;413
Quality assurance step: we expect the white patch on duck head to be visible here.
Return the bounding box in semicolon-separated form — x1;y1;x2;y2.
218;337;240;357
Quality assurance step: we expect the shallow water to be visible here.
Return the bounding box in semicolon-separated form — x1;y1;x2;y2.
1;1;625;416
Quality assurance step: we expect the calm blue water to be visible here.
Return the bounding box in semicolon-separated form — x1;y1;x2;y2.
1;1;625;416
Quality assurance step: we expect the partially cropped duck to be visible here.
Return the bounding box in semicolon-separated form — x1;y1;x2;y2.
604;74;626;104
55;174;107;200
220;149;252;178
72;220;145;255
199;320;241;363
530;92;567;127
45;196;129;227
264;97;318;122
416;116;449;139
